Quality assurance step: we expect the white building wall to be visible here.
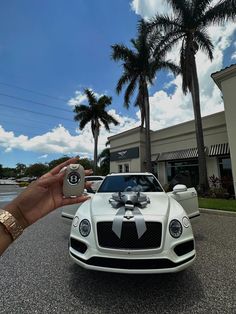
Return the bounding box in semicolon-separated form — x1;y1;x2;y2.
212;65;236;197
109;108;230;189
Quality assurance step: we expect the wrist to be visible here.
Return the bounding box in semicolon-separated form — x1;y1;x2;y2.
3;203;29;230
0;223;13;255
0;208;24;243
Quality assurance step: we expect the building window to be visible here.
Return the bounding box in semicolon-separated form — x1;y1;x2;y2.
118;164;123;173
124;164;129;172
166;159;199;188
218;157;234;195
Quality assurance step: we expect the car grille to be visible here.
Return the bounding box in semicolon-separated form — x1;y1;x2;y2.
97;221;162;249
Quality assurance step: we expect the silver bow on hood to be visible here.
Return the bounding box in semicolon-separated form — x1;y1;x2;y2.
109;191;150;239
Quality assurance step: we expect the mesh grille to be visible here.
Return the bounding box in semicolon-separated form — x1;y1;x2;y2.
174;240;194;256
97;221;162;249
70;238;87;254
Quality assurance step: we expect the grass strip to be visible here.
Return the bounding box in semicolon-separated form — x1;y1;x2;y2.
198;197;236;212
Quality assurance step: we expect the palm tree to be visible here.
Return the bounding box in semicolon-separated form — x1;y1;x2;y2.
111;19;179;172
73;89;119;172
151;0;236;193
98;147;110;175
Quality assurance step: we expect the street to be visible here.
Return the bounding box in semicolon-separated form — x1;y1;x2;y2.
0;186;235;313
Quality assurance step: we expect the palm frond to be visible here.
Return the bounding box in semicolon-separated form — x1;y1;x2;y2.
103;113;119;126
124;77;138;108
100;113;119;131
150;14;182;33
153;32;184;59
201;0;236;25
166;0;190;17
193;0;212;20
98;95;112;107
194;29;214;60
100;118;111;132
156;60;181;76
137;18;151;39
77;114;91;130
84;88;97;107
116;73;132;94
73;104;89;114
111;44;136;62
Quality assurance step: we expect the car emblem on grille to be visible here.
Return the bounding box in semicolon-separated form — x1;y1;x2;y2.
124;210;134;220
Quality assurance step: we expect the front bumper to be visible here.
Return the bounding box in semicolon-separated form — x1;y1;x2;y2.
69;249;195;274
69;214;196;274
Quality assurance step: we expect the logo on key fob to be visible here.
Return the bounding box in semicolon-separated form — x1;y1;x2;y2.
63;164;85;197
68;172;80;185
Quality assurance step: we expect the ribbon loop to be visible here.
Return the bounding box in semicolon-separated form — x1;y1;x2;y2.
110;191;149;239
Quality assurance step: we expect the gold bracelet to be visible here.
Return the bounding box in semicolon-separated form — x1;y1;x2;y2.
0;209;24;241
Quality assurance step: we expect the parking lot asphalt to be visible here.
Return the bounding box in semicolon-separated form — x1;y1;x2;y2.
0;186;236;314
0;185;23;207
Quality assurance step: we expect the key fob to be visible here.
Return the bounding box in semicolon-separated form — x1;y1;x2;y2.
63;164;85;197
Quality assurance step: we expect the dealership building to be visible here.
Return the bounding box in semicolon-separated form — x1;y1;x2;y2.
108;65;236;196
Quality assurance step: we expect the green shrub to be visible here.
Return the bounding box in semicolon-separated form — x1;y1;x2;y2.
209;187;228;198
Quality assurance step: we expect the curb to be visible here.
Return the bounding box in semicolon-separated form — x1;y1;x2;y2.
199;208;236;217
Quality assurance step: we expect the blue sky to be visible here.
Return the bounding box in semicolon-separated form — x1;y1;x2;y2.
0;0;235;167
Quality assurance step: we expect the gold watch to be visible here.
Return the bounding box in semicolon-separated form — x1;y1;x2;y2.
0;209;24;240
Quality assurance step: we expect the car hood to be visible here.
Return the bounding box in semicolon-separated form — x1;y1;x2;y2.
89;192;170;217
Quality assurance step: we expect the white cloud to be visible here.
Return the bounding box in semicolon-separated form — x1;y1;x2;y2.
130;0;169;18
131;0;220;18
68;89;104;107
0;124;92;155
0;109;139;156
38;154;48;159
231;42;236;60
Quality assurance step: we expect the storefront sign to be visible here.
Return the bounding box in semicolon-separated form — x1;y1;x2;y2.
110;147;139;161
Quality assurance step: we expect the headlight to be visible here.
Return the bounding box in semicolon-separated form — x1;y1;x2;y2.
169;219;182;238
79;219;91;237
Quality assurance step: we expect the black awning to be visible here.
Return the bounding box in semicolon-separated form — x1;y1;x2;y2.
209;143;230;156
158;148;198;161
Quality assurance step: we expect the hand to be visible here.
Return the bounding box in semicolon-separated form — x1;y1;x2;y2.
4;158;93;229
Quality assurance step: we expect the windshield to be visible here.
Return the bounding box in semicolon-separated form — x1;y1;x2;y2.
98;175;163;193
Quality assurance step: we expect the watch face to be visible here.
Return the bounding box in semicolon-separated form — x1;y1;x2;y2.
67;172;81;185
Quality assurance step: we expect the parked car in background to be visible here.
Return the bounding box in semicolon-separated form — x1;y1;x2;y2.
16;176;37;183
66;172;199;274
85;175;105;192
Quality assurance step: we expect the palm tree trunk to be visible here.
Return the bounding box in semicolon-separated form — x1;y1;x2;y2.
190;55;209;194
93;128;99;174
144;83;152;172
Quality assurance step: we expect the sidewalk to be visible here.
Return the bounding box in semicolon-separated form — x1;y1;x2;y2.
200;207;236;216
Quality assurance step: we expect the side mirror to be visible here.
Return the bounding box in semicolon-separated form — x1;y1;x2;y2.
173;184;187;194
